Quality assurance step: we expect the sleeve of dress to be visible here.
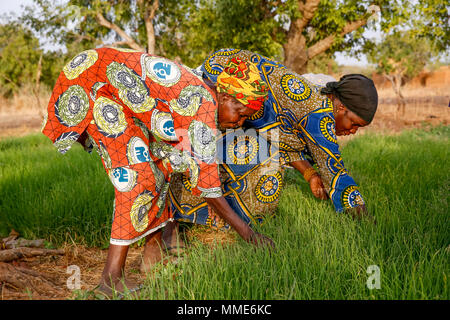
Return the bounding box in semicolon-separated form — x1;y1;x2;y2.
143;57;223;199
298;109;365;212
185;93;222;199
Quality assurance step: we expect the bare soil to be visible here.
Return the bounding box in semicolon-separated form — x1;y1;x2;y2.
0;244;144;300
0;228;234;300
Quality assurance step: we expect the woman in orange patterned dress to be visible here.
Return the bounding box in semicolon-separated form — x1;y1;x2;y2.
42;47;271;295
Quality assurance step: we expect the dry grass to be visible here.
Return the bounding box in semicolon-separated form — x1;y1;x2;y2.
184;224;237;248
377;86;449;100
374;87;448;132
0;85;49;116
0;86;49;139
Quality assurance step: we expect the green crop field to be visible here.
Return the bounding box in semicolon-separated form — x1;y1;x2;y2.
0;126;448;299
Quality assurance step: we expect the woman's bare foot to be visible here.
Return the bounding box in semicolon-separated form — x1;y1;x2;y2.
96;277;138;299
96;243;140;298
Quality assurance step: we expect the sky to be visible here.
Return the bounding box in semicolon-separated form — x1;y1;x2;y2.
0;0;26;14
0;0;373;66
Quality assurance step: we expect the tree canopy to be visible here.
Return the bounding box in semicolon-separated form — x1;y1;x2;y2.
367;30;439;114
0;23;42;97
0;0;447;95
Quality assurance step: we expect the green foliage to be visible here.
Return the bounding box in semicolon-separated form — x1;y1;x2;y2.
0;21;69;96
21;0;191;57
179;0;286;66
19;0;388;68
307;53;339;75
179;0;378;66
1;0;448;90
40;50;69;90
0;23;42;96
400;0;449;52
22;0;132;49
153;0;202;63
367;31;437;79
304;0;373;53
365;0;449;79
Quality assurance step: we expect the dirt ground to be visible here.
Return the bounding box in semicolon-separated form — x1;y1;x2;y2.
1;244;144;300
0;89;449;300
0;227;234;300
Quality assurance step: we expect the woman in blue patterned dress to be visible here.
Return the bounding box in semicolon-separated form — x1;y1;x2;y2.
166;48;378;240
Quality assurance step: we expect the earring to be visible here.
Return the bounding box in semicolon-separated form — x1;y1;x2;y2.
332;99;338;116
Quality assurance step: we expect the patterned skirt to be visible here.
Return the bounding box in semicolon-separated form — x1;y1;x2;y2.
169;129;288;229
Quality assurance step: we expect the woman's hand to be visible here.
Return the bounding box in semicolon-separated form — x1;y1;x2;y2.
309;175;328;200
289;160;328;200
204;197;275;250
248;231;275;250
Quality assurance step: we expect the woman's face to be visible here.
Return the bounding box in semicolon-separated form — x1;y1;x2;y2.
217;92;257;130
333;98;369;136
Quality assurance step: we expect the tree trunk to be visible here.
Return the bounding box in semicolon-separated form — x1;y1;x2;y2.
144;0;159;54
395;74;406;116
145;20;156;54
282;0;369;75
283;35;309;74
33;52;43;117
386;74;406;117
282;0;321;74
137;0;158;54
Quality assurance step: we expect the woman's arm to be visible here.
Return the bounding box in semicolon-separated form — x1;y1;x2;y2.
289;160;328;200
204;196;275;249
291;157;369;220
298;110;368;217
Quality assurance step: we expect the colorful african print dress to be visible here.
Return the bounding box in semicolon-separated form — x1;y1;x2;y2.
169;49;365;229
42;47;221;245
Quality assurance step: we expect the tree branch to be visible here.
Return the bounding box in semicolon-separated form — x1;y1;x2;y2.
0;74;20;89
142;0;159;54
33;52;43;116
284;0;320;63
307;18;367;60
95;11;145;51
106;40;130;47
67;32;97;45
295;0;321;33
262;0;282;20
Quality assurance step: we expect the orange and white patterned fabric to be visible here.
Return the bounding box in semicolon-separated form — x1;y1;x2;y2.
42;47;221;245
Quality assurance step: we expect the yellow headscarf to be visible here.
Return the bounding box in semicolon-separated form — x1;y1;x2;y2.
216;57;269;110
